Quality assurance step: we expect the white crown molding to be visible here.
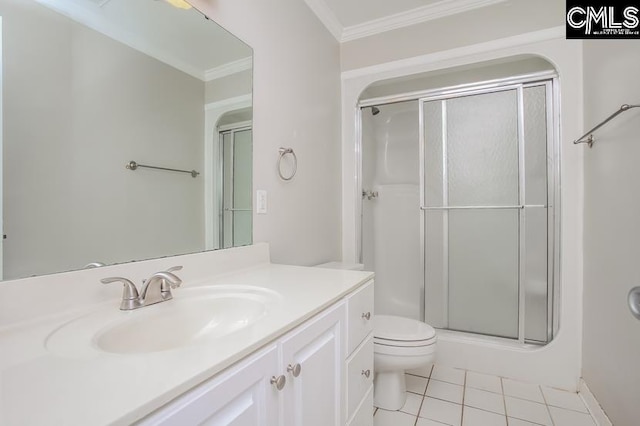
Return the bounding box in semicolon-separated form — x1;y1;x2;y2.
341;26;566;80
341;0;509;42
204;57;253;81
303;0;343;41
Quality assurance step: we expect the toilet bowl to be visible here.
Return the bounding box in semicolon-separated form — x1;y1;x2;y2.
373;315;437;410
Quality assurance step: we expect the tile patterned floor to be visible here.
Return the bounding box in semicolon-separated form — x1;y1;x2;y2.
374;365;598;426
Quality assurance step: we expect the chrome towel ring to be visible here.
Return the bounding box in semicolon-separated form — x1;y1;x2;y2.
278;147;297;181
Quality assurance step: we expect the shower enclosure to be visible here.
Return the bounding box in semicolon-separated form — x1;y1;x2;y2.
359;73;558;344
218;124;252;249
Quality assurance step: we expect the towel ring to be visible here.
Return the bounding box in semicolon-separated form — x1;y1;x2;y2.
278;147;297;181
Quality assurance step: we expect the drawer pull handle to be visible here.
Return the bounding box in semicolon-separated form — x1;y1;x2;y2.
270;375;286;390
361;312;371;320
361;369;371;378
287;363;302;377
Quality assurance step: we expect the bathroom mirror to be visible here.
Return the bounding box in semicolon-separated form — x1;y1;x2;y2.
0;0;253;280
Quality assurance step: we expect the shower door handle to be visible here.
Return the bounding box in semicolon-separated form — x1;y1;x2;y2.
628;287;640;320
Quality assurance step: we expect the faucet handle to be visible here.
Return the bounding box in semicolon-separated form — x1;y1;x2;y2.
160;271;182;290
101;277;140;310
166;265;183;273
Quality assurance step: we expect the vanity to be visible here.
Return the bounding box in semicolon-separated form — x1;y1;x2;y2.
0;244;375;425
0;1;373;424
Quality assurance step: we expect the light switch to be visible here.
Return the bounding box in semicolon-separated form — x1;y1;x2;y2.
256;190;267;214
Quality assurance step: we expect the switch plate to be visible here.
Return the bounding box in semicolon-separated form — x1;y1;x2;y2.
256;190;267;214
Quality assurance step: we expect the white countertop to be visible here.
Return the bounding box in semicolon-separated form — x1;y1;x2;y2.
0;262;373;425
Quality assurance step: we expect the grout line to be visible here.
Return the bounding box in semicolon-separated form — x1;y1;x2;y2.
539;383;556;426
460;369;468;426
501;377;509;424
415;364;435;425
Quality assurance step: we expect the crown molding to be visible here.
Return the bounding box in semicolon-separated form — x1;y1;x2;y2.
304;0;510;43
204;57;253;81
303;0;343;41
342;0;508;42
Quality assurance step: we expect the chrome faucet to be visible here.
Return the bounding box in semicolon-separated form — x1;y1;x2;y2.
101;266;183;310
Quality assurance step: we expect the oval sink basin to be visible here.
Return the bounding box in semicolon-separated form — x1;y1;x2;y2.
46;286;282;357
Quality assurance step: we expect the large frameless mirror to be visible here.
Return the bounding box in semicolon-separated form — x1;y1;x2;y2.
0;0;253;280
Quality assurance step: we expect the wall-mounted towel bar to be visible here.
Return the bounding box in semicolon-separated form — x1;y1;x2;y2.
126;161;200;178
574;103;640;147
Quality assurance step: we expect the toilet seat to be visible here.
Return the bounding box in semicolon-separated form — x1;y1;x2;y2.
374;315;437;345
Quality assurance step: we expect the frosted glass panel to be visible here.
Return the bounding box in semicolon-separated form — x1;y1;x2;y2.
424;101;444;207
524;208;548;342
447;209;519;338
447;90;519;206
222;132;233;249
425;210;447;329
524;86;548;206
221;129;252;249
232;129;252;247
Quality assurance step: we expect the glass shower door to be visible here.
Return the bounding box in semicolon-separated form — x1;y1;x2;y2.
220;127;253;249
422;82;553;343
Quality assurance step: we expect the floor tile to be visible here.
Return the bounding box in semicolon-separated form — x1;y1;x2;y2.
502;379;545;403
426;379;464;404
406;374;429;395
408;364;434;378
462;406;507;426
431;365;466;386
504;396;552;426
541;386;589;413
400;391;424;416
420;397;463;426
416;418;452;426
548;406;596;426
466;371;503;394
464;387;506;415
507;418;540;425
374;408;417;426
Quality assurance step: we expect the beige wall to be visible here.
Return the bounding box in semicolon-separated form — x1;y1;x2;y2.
191;0;342;265
340;0;565;71
2;1;205;279
205;69;252;104
582;40;640;426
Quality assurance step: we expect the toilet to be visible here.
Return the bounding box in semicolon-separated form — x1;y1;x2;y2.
373;315;437;410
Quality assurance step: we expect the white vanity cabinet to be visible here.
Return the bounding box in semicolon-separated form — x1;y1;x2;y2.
137;344;280;425
280;302;345;426
345;281;375;426
138;280;374;426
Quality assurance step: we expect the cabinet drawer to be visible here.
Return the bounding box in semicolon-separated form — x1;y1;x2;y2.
347;385;373;426
346;280;374;354
346;335;374;421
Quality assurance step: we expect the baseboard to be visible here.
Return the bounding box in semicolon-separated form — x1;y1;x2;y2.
579;379;612;426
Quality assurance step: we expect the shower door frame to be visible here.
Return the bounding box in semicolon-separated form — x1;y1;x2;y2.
217;122;253;250
357;71;561;345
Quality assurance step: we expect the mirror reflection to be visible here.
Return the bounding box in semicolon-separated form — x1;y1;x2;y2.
0;0;253;280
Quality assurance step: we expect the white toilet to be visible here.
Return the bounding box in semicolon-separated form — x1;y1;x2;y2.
373;315;437;410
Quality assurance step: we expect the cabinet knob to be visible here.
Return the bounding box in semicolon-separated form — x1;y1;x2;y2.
361;312;371;320
270;375;286;391
361;369;371;378
287;363;302;377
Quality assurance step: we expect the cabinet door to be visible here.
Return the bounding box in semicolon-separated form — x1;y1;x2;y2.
280;302;346;426
137;345;279;426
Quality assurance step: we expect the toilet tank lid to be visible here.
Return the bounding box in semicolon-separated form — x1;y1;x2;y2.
374;315;436;341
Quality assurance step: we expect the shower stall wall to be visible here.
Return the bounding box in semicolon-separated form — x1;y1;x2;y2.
360;74;557;345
